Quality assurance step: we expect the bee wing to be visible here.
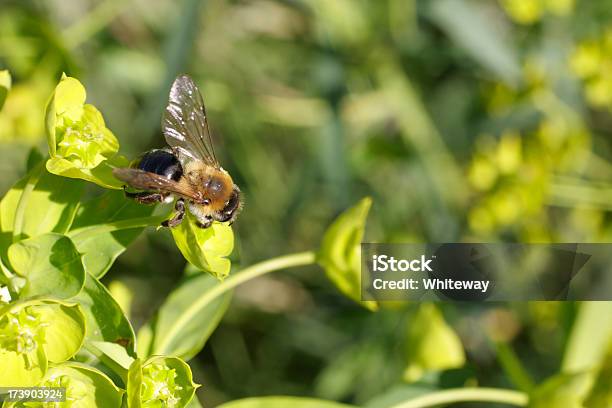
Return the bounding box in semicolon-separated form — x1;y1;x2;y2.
162;75;219;167
113;168;204;202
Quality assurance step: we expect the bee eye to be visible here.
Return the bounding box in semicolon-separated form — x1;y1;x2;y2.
203;199;211;205
210;179;223;193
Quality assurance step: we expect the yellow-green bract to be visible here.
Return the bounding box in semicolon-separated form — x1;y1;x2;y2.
0;299;86;387
403;303;466;382
317;197;378;311
127;356;199;408
2;362;125;408
45;74;128;189
171;212;234;279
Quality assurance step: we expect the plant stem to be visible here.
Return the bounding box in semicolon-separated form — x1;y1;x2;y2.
12;163;43;243
388;388;528;408
0;257;14;281
495;342;534;392
67;215;168;241
63;0;126;49
154;250;317;354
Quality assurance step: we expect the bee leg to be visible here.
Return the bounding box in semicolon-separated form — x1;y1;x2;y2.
124;190;167;205
195;215;213;229
161;199;186;228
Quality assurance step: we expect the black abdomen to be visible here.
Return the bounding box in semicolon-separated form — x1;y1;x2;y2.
134;149;183;181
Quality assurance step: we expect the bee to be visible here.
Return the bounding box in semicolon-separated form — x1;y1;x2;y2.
113;75;241;229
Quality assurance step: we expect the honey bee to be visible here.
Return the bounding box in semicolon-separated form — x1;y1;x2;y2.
113;75;241;228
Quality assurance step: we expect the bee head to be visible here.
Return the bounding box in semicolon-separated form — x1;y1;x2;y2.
214;185;242;224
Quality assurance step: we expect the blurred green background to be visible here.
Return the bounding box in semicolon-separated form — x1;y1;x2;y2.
1;0;612;406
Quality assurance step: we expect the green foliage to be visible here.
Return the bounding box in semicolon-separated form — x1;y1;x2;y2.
45;74;126;189
1;1;612;404
127;358;143;408
74;273;135;353
171;213;234;278
67;190;155;278
0;162;84;244
0;299;85;387
585;342;612;407
318;197;377;311
403;303;466;382
127;357;199;408
145;273;232;360
217;397;356;408
570;29;612;110
0;75;233;406
0;70;11;111
8;233;85;299
563;302;612;372
0;74;383;407
3;362;125;408
528;371;594;408
528;302;612;407
428;0;521;85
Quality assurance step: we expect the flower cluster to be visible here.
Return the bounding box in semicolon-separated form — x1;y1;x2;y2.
45;74;125;189
570;29;612;110
0;306;47;366
141;363;183;407
500;0;574;25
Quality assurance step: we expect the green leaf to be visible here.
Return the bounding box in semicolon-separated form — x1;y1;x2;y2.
217;397;356;408
45;74;86;158
363;384;436;408
68;190;156;278
403;303;466;382
427;0;521;85
585;341;612;408
87;340;135;385
170;212;234;278
305;0;369;47
8;233;85;299
0;299;86;387
74;273;135;354
186;396;204;408
26;146;45;171
127;358;144;408
9;362;126;408
46;155;128;190
528;372;594;408
45;74;124;189
108;280;133;317
150;273;232;360
563;302;612;373
0;163;84;244
0;69;11;111
89;340;135;370
0;345;47;388
0;303;49;387
38;302;86;363
54;74;86;120
127;356;199;408
136;322;154;358
317;197;377;311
